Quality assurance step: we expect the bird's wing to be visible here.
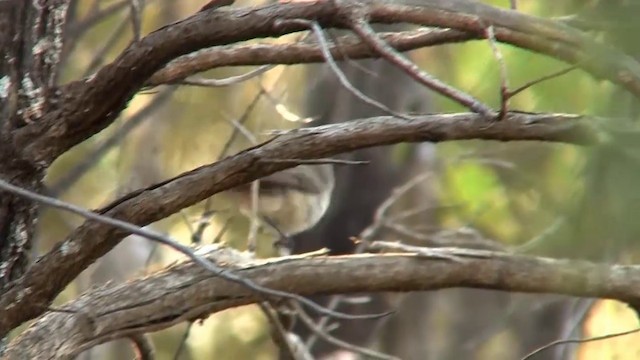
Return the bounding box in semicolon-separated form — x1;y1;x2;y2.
230;165;333;195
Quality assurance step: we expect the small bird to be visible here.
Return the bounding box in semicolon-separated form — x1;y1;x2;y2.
227;164;335;250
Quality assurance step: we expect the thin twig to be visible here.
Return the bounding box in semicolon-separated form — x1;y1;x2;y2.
198;84;262;226
388;203;460;222
248;180;260;252
129;0;144;42
215;29;309;160
82;16;130;78
0;178;391;321
176;210;218;245
128;333;155;360
226;117;258;144
384;223;504;250
178;211;195;235
259;83;315;123
307;172;432;348
191;211;217;244
66;0;128;37
509;65;579;98
557;299;596;359
223;115;261;251
180;65;275;87
382;222;433;242
258;32;314;124
217;90;263;159
367;241;467;262
349;17;493;117
172;322;193;360
171;215;229;360
282;333;314;360
521;327;640;360
294;303;399;360
280;19;410;119
259;302;301;360
359;172;432;242
212;217;233;243
370;241;501;260
512;217;564;253
143;235;160;270
485;25;509;120
208;37;306;253
326;29;382;79
260;158;369;166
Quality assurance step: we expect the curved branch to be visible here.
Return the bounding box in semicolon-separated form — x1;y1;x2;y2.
146;28;476;87
13;0;640;165
0;112;597;338
6;247;640;359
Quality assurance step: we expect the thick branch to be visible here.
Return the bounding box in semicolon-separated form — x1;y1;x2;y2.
6;248;640;359
13;0;640;165
0;112;597;337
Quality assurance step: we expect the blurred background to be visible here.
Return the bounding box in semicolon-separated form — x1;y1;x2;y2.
30;0;640;358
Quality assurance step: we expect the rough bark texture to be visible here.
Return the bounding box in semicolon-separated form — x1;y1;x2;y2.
6;248;640;359
1;0;639;358
0;111;594;338
0;0;59;291
11;0;640;166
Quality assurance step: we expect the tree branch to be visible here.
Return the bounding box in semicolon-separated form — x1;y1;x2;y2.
145;28;476;87
6;246;640;359
12;0;640;165
128;333;155;360
0;111;598;338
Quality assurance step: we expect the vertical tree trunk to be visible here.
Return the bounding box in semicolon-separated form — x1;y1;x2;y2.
0;1;52;289
0;2;61;352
